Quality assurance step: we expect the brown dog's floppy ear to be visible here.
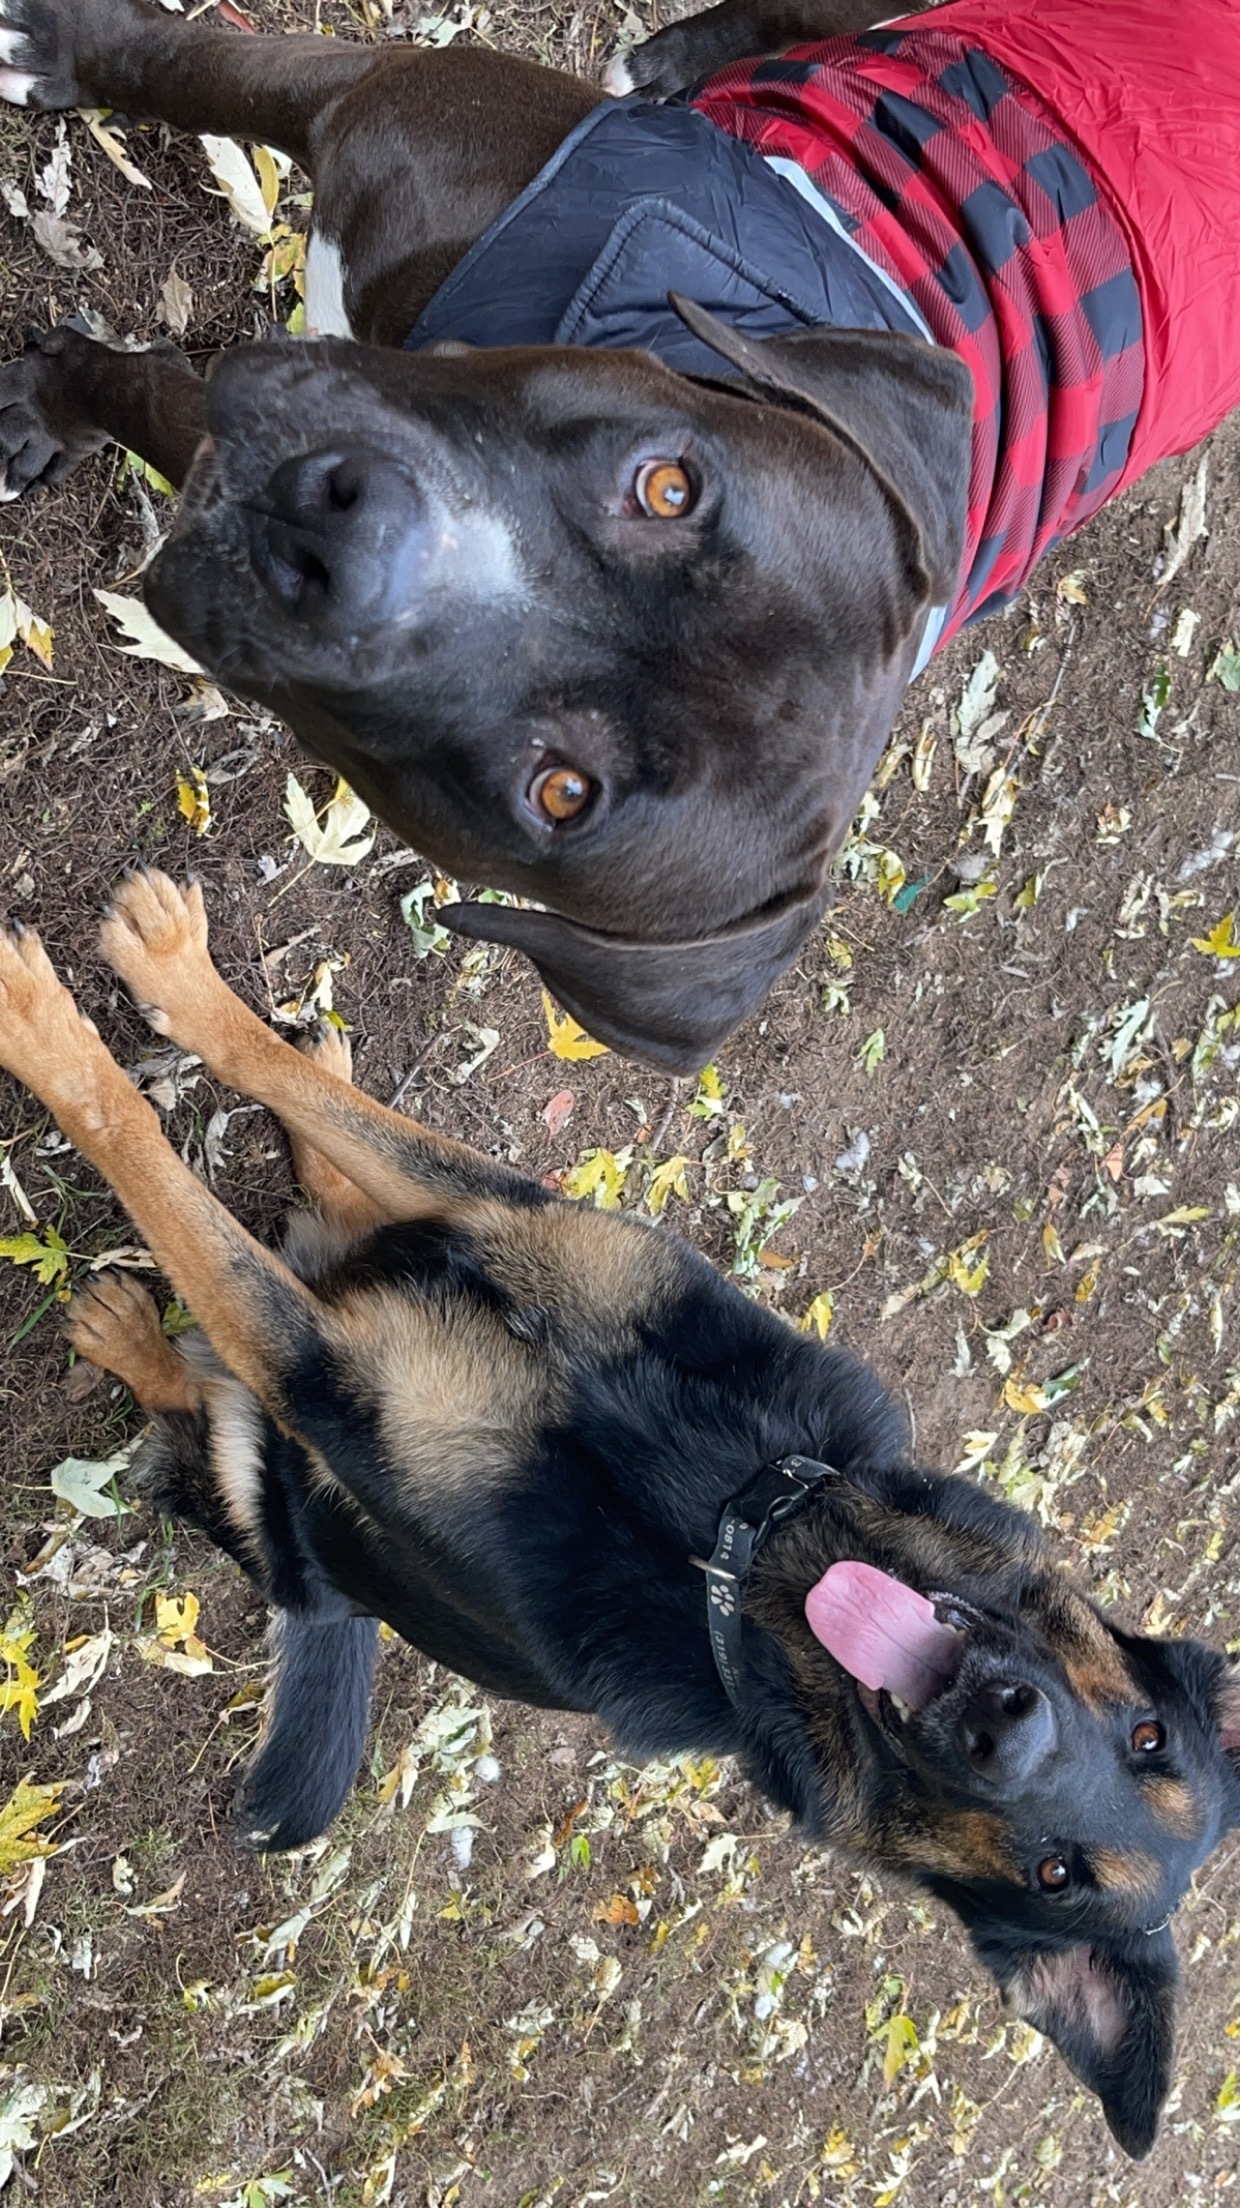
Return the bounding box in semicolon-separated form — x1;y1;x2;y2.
670;293;974;602
440;884;830;1073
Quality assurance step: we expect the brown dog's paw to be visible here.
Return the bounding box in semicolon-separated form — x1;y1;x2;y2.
65;1270;160;1371
0;917;95;1091
297;1018;354;1086
66;1268;197;1410
99;868;220;1047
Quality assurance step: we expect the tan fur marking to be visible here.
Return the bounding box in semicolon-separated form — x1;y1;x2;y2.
1091;1846;1163;1899
1061;1654;1135;1711
463;1200;675;1340
65;1273;200;1415
335;1284;566;1499
892;1810;1022;1886
1142;1774;1201;1839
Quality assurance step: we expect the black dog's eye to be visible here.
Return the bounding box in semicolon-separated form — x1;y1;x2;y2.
1132;1719;1166;1754
529;765;595;824
634;459;695;519
1036;1856;1071;1892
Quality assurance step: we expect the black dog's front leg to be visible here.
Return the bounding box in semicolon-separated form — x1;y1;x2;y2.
0;0;383;164
0;325;207;498
612;0;901;99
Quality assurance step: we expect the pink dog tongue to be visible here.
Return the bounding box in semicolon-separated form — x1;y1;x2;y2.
805;1561;965;1708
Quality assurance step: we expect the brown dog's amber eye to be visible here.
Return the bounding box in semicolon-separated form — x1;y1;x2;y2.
1132;1720;1166;1754
634;460;694;519
530;765;594;824
1037;1856;1071;1892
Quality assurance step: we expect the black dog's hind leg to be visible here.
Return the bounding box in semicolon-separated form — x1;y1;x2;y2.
62;1253;379;1851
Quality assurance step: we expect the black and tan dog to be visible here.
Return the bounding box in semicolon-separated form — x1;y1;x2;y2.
0;869;1238;2154
4;0;1240;1069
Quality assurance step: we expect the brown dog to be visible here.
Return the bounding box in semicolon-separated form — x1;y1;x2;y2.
2;871;1240;2156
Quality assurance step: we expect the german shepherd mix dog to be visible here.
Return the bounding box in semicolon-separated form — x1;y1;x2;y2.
4;0;1240;1069
1;873;1238;2153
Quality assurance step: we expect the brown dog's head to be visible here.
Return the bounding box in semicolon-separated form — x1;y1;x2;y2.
146;306;972;1068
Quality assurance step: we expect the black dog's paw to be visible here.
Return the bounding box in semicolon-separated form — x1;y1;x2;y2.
604;5;765;98
0;327;108;500
0;0;159;109
0;0;86;107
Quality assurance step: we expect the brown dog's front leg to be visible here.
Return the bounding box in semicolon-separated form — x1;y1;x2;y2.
612;0;905;98
0;325;207;498
99;871;530;1225
0;920;326;1420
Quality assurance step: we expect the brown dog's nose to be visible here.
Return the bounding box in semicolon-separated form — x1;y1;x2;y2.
958;1681;1056;1782
252;446;427;626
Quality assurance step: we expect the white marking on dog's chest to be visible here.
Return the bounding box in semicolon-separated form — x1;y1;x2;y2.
304;233;354;339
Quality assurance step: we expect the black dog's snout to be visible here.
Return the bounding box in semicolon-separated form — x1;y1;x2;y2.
253;446;427;625
958;1681;1056;1782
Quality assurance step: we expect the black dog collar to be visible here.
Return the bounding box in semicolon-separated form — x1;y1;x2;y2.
692;1454;840;1706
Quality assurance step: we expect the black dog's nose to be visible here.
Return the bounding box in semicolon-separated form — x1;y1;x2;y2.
253;446;427;625
958;1681;1056;1782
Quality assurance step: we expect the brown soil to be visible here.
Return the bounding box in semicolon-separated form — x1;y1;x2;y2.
2;6;1239;2205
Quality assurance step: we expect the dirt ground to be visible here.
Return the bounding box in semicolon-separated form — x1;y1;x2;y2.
2;4;1240;2203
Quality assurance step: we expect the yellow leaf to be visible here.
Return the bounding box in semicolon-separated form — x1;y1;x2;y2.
0;1626;40;1741
156;1591;201;1648
1155;1204;1213;1233
883;2013;920;2088
1003;1376;1046;1415
14;598;53;669
252;142;282;221
801;1291;834;1339
563;1148;627;1209
1191;914;1240;959
945;1238;989;1297
176;764;212;837
0;1778;62;1873
1042;1223;1065;1266
542;991;608;1061
0;1226;70;1287
645;1155;689;1217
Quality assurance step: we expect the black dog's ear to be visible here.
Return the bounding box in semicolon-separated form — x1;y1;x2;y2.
669;293;974;601
975;1931;1179;2159
440;882;830;1073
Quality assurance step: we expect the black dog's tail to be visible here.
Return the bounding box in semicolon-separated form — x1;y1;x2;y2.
238;1605;380;1852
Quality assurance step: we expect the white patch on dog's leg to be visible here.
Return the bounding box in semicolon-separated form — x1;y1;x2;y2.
602;53;636;96
0;66;38;105
303;232;353;340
